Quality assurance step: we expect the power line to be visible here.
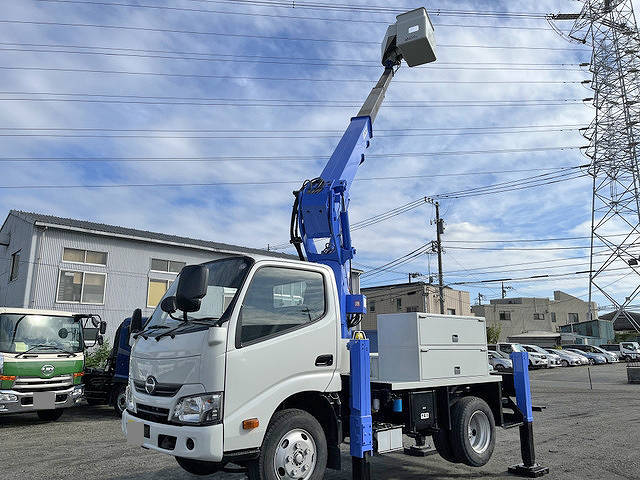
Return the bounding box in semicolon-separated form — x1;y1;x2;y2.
0;19;590;50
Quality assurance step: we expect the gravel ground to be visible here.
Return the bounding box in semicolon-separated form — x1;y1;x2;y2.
2;363;638;480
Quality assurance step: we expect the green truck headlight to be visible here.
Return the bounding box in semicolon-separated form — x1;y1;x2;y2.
172;392;223;425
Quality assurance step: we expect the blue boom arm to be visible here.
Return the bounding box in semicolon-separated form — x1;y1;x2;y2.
291;68;395;338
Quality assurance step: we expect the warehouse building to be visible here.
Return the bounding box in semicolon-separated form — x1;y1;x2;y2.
361;281;471;332
0;210;297;341
471;291;598;342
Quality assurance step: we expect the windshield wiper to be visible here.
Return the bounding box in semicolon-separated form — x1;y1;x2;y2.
154;317;218;341
15;344;76;358
133;325;170;340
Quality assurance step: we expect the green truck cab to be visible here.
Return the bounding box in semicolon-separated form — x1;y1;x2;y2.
0;308;104;421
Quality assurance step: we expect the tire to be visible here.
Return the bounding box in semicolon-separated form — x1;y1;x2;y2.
251;408;327;480
560;360;569;367
113;385;127;416
37;409;64;421
588;359;595;366
432;428;460;463
494;364;505;372
449;397;496;467
175;457;223;476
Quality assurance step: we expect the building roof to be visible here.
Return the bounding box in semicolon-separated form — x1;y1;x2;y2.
362;281;456;291
599;311;640;331
8;210;293;259
508;331;561;339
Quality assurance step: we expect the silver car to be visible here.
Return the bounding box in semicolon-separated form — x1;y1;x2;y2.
488;350;513;372
546;348;583;367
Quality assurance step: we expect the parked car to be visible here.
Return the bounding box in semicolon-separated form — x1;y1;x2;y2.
522;344;560;368
565;348;607;365
600;343;640;361
565;344;619;363
488;350;513;372
547;348;585;367
488;343;547;369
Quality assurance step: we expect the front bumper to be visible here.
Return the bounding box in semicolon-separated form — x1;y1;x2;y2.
0;385;83;414
122;409;224;462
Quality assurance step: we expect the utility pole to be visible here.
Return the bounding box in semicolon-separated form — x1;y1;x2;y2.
477;293;485;306
408;272;421;284
427;199;446;315
501;282;513;299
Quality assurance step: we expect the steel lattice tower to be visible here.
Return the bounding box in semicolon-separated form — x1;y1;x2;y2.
569;0;640;330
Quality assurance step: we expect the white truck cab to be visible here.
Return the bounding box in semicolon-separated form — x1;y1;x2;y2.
123;256;511;478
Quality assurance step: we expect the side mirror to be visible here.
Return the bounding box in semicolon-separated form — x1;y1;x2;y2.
99;321;107;335
176;265;209;313
130;308;143;334
161;296;177;314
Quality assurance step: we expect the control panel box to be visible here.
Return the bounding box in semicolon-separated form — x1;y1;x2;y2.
377;313;489;383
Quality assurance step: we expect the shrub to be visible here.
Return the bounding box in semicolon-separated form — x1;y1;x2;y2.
85;342;112;369
486;323;502;344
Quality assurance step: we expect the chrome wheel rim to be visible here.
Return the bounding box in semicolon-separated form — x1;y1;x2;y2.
116;392;127;413
273;428;317;480
468;411;491;454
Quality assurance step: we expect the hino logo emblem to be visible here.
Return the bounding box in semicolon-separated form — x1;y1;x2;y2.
41;364;55;376
145;376;157;394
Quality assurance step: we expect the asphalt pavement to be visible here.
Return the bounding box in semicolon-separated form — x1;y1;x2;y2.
2;363;638;480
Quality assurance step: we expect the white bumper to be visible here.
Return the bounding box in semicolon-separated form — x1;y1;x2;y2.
122;410;224;462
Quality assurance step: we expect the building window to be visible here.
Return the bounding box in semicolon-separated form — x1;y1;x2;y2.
407;306;419;313
239;267;325;345
533;313;544;320
63;247;107;266
447;308;456;315
148;279;170;308
499;311;511;321
568;313;579;323
396;298;402;311
551;312;556;323
151;258;186;273
57;270;106;304
9;250;20;281
369;300;376;312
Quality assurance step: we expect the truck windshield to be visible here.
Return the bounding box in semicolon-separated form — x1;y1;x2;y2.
146;256;252;329
0;314;83;353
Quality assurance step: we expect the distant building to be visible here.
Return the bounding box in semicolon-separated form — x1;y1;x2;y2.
599;310;640;334
472;291;598;343
0;210;296;341
559;319;615;345
361;281;471;332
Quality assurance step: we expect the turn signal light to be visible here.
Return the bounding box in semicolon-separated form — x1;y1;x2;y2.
73;372;84;378
0;375;16;381
242;418;259;430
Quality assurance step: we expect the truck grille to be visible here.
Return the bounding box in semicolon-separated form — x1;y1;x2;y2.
134;403;171;424
133;380;181;397
13;375;73;392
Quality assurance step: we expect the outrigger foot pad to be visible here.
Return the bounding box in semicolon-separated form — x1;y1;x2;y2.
508;463;550;478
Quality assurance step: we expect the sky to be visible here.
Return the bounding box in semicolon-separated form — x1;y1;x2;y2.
1;0;639;313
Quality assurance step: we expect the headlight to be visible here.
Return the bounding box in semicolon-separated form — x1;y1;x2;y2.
0;393;18;403
172;392;223;425
126;385;136;413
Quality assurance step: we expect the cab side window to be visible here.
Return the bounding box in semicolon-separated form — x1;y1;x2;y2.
239;267;326;345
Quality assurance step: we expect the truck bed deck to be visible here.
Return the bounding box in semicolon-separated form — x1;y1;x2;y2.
371;374;501;391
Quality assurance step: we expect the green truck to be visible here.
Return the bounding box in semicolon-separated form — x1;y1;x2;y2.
0;307;104;421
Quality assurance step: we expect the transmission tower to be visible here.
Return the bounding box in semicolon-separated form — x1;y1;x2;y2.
557;1;640;330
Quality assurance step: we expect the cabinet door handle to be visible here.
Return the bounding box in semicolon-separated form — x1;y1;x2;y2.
315;354;334;367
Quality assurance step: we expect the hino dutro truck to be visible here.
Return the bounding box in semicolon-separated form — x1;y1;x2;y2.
0;307;105;420
123;7;548;479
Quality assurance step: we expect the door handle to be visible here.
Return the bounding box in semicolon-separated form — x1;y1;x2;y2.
315;354;334;367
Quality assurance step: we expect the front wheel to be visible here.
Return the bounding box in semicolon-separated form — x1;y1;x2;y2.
560;360;569;367
37;409;64;421
113;385;127;416
175;457;223;476
450;396;496;467
250;409;327;480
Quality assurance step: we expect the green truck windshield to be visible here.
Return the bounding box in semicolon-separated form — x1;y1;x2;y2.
0;314;83;354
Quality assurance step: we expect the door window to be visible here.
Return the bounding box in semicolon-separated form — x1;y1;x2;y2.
239;267;325;345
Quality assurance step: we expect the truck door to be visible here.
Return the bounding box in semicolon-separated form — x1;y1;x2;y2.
224;263;338;452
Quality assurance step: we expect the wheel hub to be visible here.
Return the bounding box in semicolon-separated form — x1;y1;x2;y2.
468;411;491;454
274;429;317;479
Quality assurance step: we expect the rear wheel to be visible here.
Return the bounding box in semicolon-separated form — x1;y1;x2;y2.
113;385;127;416
494;364;505;372
432;428;460;463
249;408;327;480
560;360;569;367
449;397;495;467
175;457;223;476
37;409;64;421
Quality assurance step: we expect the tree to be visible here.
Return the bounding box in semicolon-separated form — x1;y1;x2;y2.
486;323;501;344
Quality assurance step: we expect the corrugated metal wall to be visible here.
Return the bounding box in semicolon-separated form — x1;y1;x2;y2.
0;214;35;307
27;226;242;342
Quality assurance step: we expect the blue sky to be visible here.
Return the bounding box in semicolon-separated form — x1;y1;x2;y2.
1;0;638;312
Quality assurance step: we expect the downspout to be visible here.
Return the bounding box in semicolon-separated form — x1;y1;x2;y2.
29;226;46;308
